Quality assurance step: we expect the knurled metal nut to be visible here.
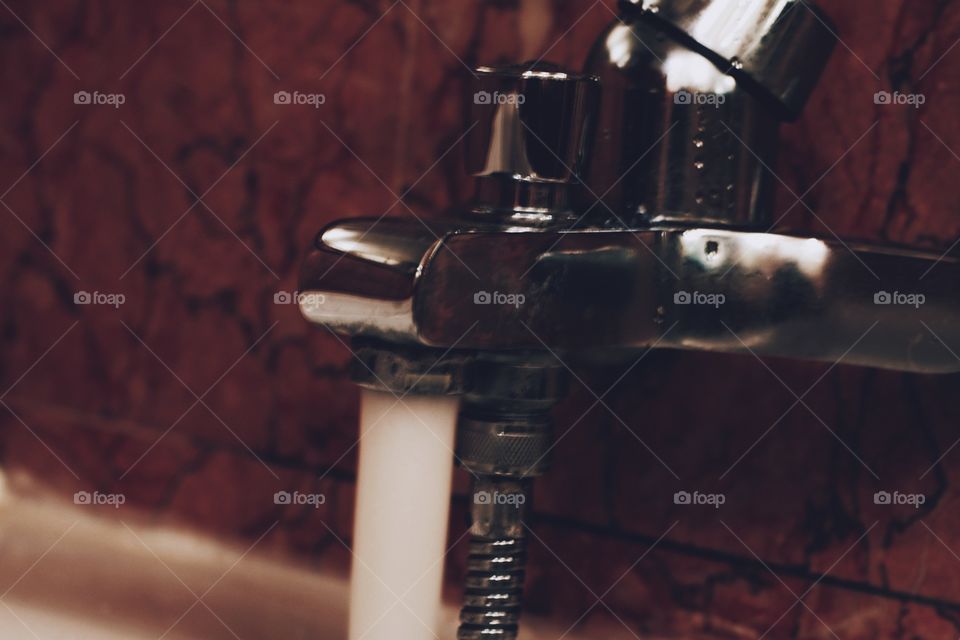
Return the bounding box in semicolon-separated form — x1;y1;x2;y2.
456;416;553;476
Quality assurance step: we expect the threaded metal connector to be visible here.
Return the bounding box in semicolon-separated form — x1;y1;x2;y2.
457;535;527;639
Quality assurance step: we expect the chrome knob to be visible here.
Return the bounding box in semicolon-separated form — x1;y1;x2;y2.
465;63;599;223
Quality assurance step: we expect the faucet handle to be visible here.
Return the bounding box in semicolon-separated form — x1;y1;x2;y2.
621;0;837;119
466;63;600;188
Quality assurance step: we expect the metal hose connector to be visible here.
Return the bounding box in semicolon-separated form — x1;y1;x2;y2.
457;477;530;640
458;533;528;639
454;356;563;640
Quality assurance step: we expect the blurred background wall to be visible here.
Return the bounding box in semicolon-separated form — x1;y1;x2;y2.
2;0;960;637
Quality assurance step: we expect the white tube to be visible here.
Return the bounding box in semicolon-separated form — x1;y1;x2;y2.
349;388;460;640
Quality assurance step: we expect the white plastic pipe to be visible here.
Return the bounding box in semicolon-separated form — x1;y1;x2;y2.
348;388;460;640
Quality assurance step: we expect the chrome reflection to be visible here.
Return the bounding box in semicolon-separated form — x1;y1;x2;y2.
661;49;737;94
679;228;830;277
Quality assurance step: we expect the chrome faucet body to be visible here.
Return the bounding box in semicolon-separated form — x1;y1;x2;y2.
299;2;956;638
301;1;958;375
